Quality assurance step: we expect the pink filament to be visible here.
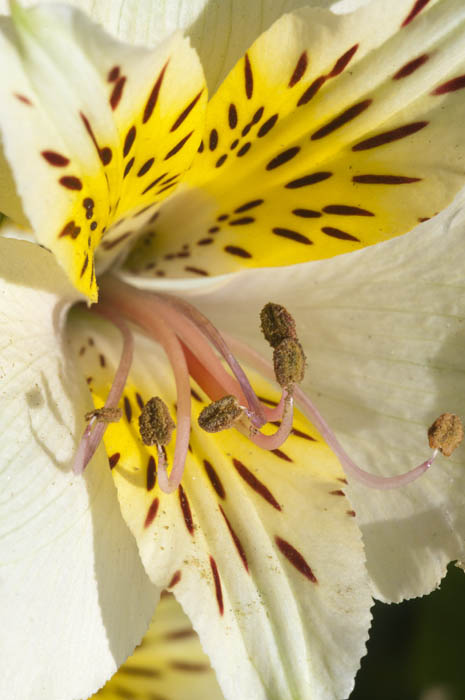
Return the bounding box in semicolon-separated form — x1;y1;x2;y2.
244;393;295;450
224;334;437;490
72;307;133;475
100;282;192;494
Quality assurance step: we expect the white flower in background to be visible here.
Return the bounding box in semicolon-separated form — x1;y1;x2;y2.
1;1;465;700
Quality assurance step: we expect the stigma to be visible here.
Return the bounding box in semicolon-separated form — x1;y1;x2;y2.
73;278;463;495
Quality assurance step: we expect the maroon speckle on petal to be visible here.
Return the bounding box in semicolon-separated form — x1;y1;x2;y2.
233;458;282;510
110;76;126;110
168;570;182;587
147;455;157;491
219;505;249;572
164;131;194;160
311;99;372;140
402;0;431;27
171;90;203;132
275;536;318;583
393;53;429;80
289;51;308;87
329;44;359;77
14;93;33;106
123;125;137;157
179;484;194;534
143;62;169;124
144;498;159;528
41;150;70;167
297;76;326;107
107;65;120;82
352;121;428;151
244;53;253;99
209;556;224;615
353;174;421;184
109;452;120;469
432;75;465;95
59;176;83;191
203;460;225;499
58;220;81;239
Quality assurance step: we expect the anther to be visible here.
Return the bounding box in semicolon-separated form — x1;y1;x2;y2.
198;395;243;433
139;396;175;446
273;337;306;389
428;413;464;457
260;302;297;348
84;407;122;423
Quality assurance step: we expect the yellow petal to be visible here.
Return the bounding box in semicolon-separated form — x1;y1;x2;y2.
127;0;465;279
0;3;206;299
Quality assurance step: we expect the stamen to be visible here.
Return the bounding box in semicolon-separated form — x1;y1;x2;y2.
223;333;452;490
428;413;464;457
85;407;122;423
260;302;297;348
72;307;133;475
198;395;243;433
245;391;295;450
139;397;175;446
273;338;306;389
155;293;269;427
100;280;192;494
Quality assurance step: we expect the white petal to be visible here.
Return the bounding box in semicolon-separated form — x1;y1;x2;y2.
70;314;372;700
186;188;465;603
0;238;158;700
0;0;345;92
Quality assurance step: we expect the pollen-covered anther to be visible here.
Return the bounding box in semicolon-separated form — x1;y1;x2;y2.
260;302;297;348
84;407;122;423
427;412;464;457
198;395;243;433
273;337;306;389
139;396;175;446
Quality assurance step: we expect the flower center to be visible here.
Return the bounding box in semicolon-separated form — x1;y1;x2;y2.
72;278;463;494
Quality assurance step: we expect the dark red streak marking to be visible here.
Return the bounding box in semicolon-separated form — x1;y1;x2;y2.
353;174;421;184
58;221;81;239
80;255;89;278
352;121;428;151
329;44;359;77
271;448;293;462
244;53;253;99
289;51;308;87
233;458;281;510
330;489;345;496
204;460;225;499
179;484;194;534
41;150;70;167
323;204;374;216
219;505;249;572
168;570;182;587
224;245;252;258
144;498;159;528
273;227;312;245
322;226;359;242
257;114;279;137
209;556;224;615
124;396;132;422
109;452;120;469
312;99;372;140
14;93;33;106
59;176;82;190
110;76;126;110
393;53;429;80
143;62;169;124
275;536;318;583
266;146;300;170
164;131;193;160
228;103;238;129
432;75;465;95
107;66;120;82
101;232;131;250
235;199;264;213
147;455;156;491
123;126;136;157
402;0;431;27
171;90;203;132
285;171;332;188
297;76;326;107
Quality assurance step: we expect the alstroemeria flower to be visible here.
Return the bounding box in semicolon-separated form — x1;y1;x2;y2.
1;2;465;700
